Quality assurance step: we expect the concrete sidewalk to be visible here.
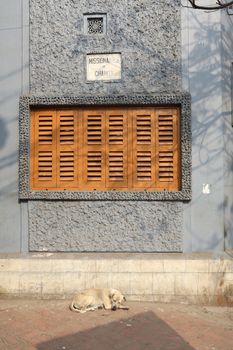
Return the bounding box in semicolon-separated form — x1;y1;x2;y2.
0;300;232;350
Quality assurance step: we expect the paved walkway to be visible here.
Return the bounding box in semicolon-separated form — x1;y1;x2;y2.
0;300;232;350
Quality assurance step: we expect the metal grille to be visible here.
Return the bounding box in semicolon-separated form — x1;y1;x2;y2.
87;17;104;34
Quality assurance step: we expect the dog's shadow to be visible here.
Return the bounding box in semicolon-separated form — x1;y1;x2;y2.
37;310;195;350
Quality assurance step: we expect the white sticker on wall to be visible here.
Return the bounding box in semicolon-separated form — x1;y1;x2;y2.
203;184;211;194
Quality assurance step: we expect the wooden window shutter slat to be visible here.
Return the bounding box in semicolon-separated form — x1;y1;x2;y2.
30;106;181;192
106;110;128;189
155;108;180;191
82;110;106;189
131;109;156;189
57;110;78;189
31;110;57;189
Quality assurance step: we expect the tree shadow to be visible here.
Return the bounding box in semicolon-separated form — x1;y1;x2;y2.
0;117;9;149
37;311;195;350
181;5;233;250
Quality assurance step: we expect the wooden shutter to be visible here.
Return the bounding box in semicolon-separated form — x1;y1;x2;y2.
31;110;57;189
155;108;180;190
57;110;79;189
131;108;156;189
106;109;128;189
82;110;106;189
30;106;181;192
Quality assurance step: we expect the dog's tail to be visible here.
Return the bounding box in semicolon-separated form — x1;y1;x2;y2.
69;301;85;313
69;300;76;312
70;301;79;312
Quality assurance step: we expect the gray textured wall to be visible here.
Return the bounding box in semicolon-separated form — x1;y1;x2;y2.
30;0;181;96
29;201;183;252
28;0;184;252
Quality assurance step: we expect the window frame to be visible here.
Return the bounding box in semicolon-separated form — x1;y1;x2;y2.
19;94;192;201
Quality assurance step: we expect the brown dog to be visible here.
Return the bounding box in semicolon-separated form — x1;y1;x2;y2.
70;288;128;313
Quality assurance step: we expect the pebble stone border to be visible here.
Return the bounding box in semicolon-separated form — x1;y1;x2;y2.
19;93;192;201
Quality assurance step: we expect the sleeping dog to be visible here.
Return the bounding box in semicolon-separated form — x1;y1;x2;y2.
70;288;129;313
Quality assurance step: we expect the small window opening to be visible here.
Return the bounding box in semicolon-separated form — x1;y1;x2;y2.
88;17;103;34
84;14;107;35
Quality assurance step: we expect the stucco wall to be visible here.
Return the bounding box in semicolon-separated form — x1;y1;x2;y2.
30;0;181;96
19;95;191;252
27;0;185;252
29;201;183;252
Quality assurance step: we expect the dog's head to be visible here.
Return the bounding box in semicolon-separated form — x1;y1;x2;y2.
109;289;126;309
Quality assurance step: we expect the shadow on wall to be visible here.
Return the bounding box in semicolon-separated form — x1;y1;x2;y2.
182;8;233;249
36;311;195;350
0;62;29;193
0;117;8;149
184;16;224;174
0;116;18;194
185;10;233;180
0;66;29;197
0;116;18;196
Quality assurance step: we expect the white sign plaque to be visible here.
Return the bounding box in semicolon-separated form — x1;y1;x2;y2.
86;53;121;81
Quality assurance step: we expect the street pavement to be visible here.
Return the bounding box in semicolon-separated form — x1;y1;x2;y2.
0;300;232;350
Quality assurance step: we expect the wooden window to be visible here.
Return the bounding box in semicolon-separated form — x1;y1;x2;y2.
30;107;181;191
